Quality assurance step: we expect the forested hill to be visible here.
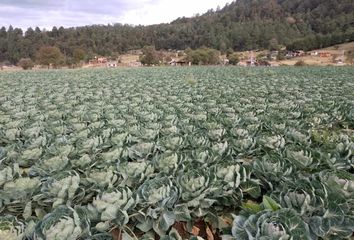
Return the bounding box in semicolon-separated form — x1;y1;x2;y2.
1;0;354;64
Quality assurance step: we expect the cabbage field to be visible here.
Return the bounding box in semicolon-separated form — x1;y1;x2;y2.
1;67;354;240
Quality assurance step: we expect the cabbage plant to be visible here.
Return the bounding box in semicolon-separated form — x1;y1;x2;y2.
33;206;90;240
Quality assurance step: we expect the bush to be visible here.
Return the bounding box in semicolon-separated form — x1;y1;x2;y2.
140;46;160;66
36;46;64;68
226;48;234;57
228;53;240;65
346;50;354;65
18;58;34;70
294;60;307;66
185;47;220;65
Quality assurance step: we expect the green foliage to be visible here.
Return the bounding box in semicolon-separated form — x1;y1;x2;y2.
34;206;90;240
0;67;354;238
140;46;160;66
262;196;280;211
269;38;280;51
18;58;34;70
73;48;86;64
87;187;135;230
226;48;234;57
185;74;197;86
185;47;220;65
36;46;64;68
0;215;25;240
277;50;286;61
232;209;311;239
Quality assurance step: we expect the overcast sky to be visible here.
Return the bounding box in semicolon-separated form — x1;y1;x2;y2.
0;0;232;30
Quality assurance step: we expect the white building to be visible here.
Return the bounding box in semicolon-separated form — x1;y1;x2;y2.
107;61;118;68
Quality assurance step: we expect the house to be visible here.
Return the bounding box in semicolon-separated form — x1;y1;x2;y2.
127;61;142;67
97;57;108;63
237;59;270;67
169;58;190;66
286;51;295;58
286;50;306;58
296;50;305;57
237;60;257;67
89;56;108;66
319;52;331;58
334;56;345;65
246;59;256;67
107;61;117;68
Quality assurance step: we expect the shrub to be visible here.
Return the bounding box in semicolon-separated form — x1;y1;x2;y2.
228;53;240;65
36;46;64;68
140;46;160;66
185;47;220;65
294;60;307;66
18;58;34;70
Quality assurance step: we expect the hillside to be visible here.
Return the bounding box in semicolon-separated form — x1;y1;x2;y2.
276;41;354;66
1;0;354;64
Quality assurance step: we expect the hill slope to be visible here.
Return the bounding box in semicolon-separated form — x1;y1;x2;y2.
1;0;354;64
277;41;354;66
168;0;354;50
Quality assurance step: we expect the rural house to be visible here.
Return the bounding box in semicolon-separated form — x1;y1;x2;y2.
169;59;190;66
319;52;331;58
106;61;118;68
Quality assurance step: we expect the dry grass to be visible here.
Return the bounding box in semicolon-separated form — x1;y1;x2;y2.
278;56;334;66
119;54;140;64
322;41;354;51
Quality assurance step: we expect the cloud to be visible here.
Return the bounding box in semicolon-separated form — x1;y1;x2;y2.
0;0;61;10
0;0;232;30
120;0;231;25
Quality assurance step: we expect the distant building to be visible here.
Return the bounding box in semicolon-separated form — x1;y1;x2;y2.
246;60;256;66
127;61;142;67
337;50;346;65
169;58;190;66
237;59;270;67
286;50;306;58
334;56;345;65
97;57;108;63
107;61;117;68
319;52;331;58
89;56;108;66
297;50;306;56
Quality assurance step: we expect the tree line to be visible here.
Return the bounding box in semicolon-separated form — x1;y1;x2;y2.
0;0;354;66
